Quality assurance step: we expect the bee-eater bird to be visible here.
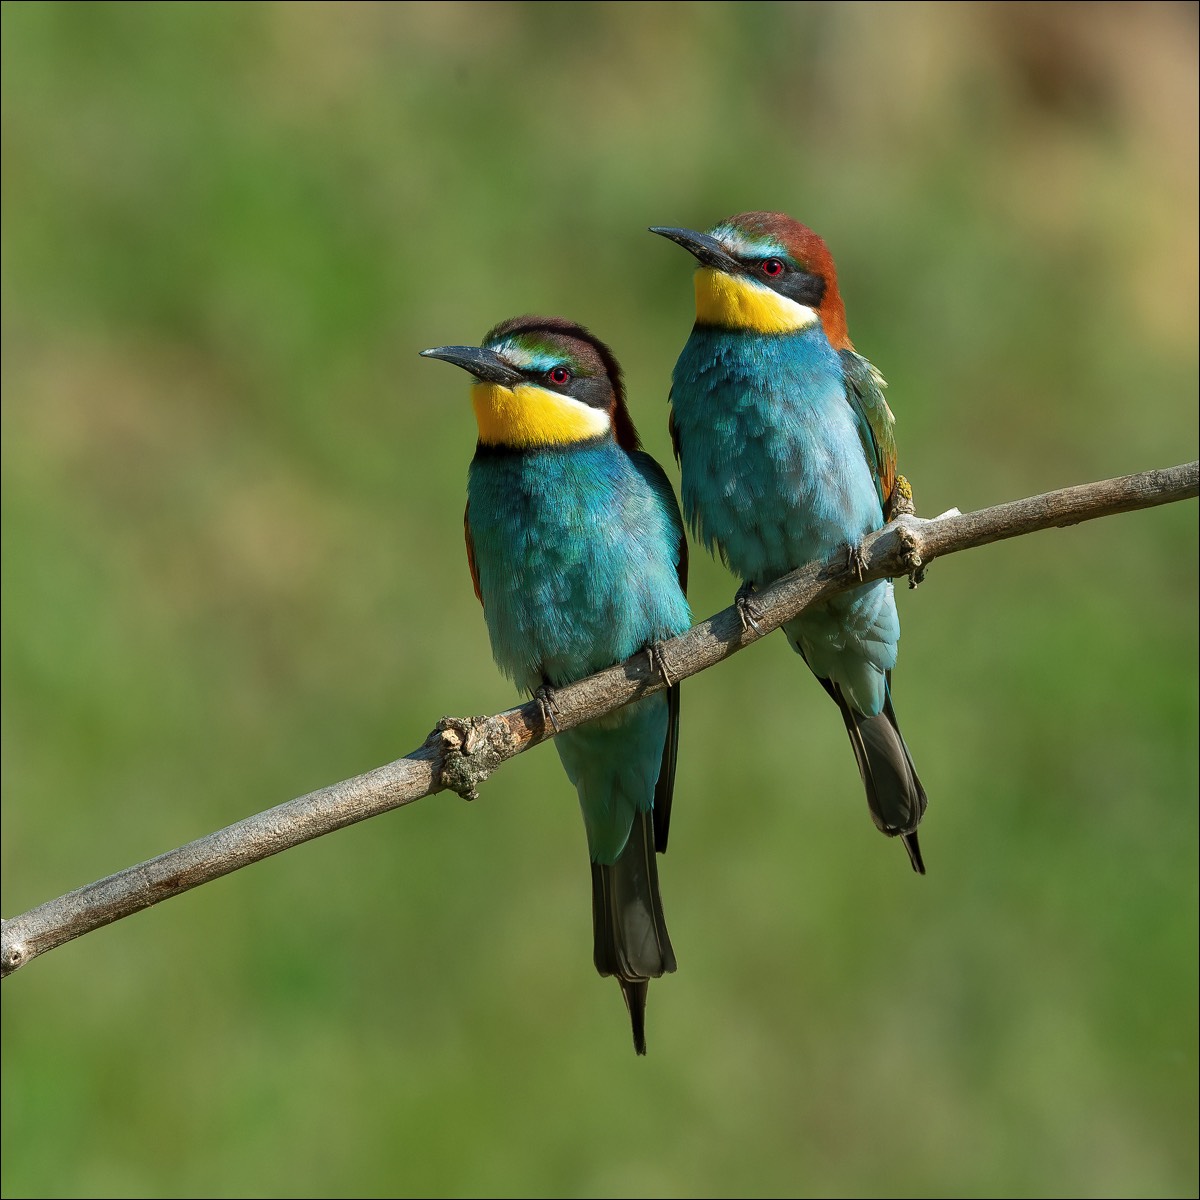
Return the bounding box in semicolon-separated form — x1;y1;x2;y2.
651;213;927;873
421;316;691;1053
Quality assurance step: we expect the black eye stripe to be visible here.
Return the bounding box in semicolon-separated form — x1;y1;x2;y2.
737;257;827;308
735;253;790;268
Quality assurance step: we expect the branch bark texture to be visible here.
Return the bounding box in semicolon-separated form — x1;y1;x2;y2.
3;461;1196;978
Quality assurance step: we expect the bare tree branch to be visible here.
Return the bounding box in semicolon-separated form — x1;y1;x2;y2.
3;461;1196;979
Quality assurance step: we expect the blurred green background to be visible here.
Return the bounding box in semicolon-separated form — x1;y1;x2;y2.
2;3;1197;1197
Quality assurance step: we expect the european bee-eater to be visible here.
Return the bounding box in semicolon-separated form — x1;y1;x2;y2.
652;212;927;873
421;316;691;1053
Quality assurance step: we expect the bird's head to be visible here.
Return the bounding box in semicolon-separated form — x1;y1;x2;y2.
421;316;639;452
650;212;850;347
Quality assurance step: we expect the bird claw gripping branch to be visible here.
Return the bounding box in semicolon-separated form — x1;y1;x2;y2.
896;523;926;589
534;683;562;734
845;541;869;581
734;580;764;634
645;642;675;688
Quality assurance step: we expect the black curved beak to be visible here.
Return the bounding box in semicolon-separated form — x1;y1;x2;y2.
649;226;741;273
419;345;523;386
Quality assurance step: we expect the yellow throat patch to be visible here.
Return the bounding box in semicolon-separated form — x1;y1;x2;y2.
694;267;818;334
471;382;611;448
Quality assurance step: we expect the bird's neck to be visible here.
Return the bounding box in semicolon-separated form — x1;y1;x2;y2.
471;382;612;450
694;268;818;335
693;268;853;348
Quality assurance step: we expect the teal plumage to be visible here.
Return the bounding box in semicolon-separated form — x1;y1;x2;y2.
654;213;927;872
468;444;687;710
422;316;690;1053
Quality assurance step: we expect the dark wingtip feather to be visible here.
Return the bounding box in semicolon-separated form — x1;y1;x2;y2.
652;682;681;854
621;979;649;1056
903;831;926;875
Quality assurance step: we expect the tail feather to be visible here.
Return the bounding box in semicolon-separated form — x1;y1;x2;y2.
590;810;676;1055
901;829;925;874
833;684;928;875
620;980;649;1056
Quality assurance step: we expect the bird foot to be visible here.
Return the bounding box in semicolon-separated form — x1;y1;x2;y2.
645;641;675;689
845;541;869;582
534;683;561;735
734;580;763;634
895;525;926;590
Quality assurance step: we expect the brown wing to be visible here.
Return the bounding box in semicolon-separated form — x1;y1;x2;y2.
464;502;483;607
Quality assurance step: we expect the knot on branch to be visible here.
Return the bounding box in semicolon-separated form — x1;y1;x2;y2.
426;715;521;801
887;474;916;519
1;921;27;978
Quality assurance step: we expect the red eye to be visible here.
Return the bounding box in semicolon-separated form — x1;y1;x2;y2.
548;366;572;385
761;258;785;277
